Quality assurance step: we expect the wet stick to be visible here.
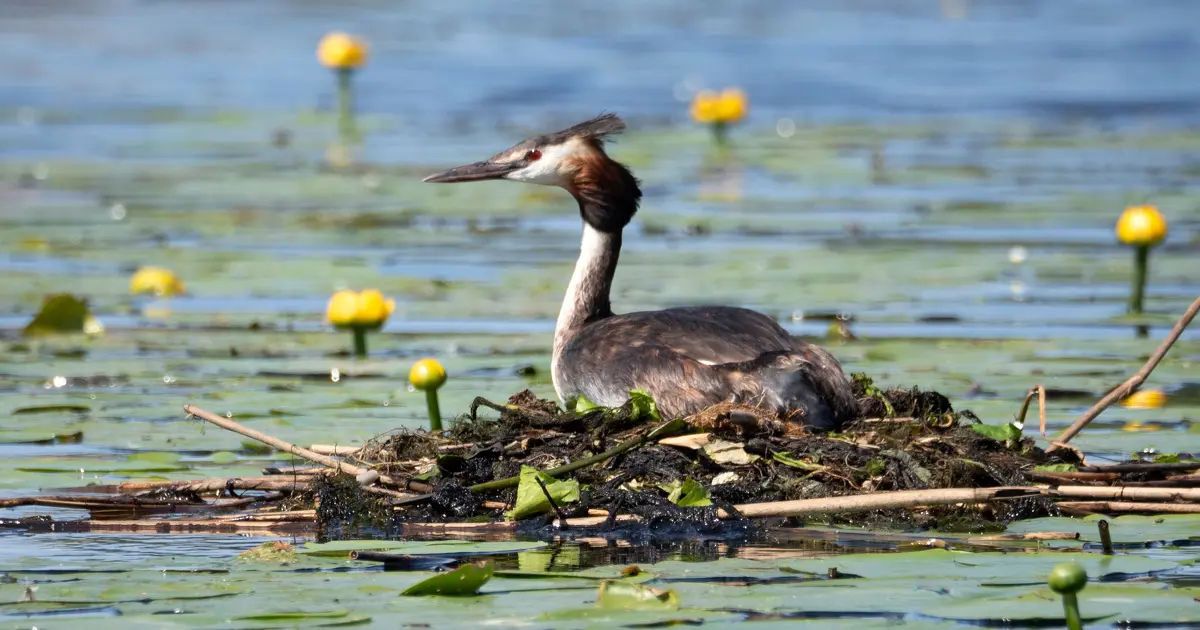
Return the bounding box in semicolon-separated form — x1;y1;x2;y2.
1055;501;1200;514
1046;485;1200;501
1097;520;1113;555
1049;294;1200;452
717;486;1040;519
183;404;402;487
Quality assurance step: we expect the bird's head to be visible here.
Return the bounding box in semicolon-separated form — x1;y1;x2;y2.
423;113;641;232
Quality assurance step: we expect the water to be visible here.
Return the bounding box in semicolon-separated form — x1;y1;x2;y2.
1;0;1199;626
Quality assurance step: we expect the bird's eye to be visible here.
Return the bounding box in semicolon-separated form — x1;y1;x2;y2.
526;149;542;161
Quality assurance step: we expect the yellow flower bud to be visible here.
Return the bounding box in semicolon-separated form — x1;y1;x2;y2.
1120;389;1167;410
1115;205;1168;247
326;290;361;328
409;358;447;391
356;289;394;326
690;90;721;124
715;88;747;123
130;266;185;297
326;289;394;330
317;32;368;70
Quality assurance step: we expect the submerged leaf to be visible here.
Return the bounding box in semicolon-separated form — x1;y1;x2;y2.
236;541;296;563
236;610;351;621
596;580;681;611
664;478;712;507
12;404;91;415
505;465;580;520
401;560;494;596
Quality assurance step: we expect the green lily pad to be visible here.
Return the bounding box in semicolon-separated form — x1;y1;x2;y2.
595;580;681;611
22;294;103;336
401;560;495;596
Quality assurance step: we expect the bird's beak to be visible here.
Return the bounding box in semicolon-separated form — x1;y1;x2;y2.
422;160;521;183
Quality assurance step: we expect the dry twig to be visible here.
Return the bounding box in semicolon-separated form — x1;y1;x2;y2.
1050;295;1200;451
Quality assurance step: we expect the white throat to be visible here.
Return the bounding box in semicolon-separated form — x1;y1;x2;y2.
551;223;619;399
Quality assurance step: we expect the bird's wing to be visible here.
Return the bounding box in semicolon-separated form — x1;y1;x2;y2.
604;306;797;365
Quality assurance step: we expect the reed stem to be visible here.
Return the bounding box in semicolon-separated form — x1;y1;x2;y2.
351;327;367;358
425;389;443;432
336;68;356;140
1129;244;1148;314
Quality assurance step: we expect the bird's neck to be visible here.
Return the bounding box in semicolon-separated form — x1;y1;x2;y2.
552;222;621;379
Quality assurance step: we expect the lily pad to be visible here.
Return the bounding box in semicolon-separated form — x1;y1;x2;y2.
401;560;495;596
595;580;681;611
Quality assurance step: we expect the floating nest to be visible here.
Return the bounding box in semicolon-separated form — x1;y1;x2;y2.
316;374;1074;537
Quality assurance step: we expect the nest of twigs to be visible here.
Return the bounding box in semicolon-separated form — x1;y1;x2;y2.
316;374;1065;535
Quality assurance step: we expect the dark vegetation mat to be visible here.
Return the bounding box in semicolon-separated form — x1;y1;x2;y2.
314;374;1078;537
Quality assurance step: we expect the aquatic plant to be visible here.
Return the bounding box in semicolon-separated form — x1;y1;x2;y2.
22;294;104;337
409;357;447;432
326;288;394;358
1120;388;1167;409
690;88;747;145
1048;562;1087;630
316;31;369;140
129;266;185;297
1115;204;1168;314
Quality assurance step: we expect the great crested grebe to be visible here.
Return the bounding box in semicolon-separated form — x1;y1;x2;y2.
423;113;857;430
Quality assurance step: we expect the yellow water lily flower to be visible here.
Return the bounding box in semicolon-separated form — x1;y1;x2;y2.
1120;389;1167;410
1115;205;1168;247
326;289;394;330
690;90;722;125
129;266;185;297
409;357;447;392
317;32;368;70
409;357;447;432
690;88;749;125
714;88;747;123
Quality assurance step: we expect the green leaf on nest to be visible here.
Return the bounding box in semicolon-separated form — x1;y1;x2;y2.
970;422;1022;444
401;560;494;597
627;389;661;422
504;465;580;521
662;477;712;507
1034;463;1078;473
772;451;825;471
574;394;601;413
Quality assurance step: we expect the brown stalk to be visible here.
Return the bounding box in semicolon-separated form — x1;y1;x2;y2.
1049;295;1200;451
183;404;432;493
1056;501;1200;514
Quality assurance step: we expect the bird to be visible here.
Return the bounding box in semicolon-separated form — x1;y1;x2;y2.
423;113;858;431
